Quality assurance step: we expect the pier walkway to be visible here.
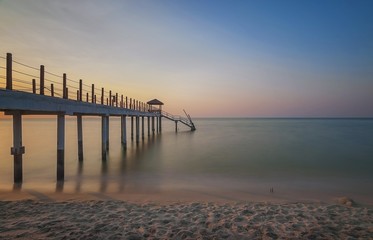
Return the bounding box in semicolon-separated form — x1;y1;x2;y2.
0;53;195;184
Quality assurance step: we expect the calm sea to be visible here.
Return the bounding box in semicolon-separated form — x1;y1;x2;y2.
0;118;372;203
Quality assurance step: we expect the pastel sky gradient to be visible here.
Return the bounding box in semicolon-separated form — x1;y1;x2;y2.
1;0;372;117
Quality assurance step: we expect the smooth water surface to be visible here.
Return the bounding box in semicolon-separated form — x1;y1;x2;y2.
0;118;372;203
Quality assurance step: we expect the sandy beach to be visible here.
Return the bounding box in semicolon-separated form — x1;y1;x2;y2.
0;191;372;239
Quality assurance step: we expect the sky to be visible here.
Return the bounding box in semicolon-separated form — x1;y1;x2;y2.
0;0;372;117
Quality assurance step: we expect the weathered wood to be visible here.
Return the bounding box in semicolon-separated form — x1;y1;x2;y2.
11;111;24;183
77;115;83;161
79;79;83;101
57;114;65;181
121;115;127;148
32;79;36;94
63;73;67;99
101;115;107;160
6;53;12;90
92;84;95;103
40;65;45;95
51;84;54;97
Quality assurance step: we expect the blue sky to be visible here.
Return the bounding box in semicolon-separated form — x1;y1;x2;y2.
0;0;372;117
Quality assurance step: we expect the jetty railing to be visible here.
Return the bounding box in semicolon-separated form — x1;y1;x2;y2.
0;53;149;112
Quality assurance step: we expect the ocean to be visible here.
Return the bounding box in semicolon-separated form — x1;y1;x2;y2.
0;118;372;204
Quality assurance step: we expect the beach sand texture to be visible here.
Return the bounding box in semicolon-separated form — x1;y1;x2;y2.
1;200;372;239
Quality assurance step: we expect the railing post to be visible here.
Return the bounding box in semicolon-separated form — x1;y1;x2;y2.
63;73;67;99
101;87;104;104
32;79;36;94
92;84;94;103
86;92;89;102
79;79;83;101
6;53;12;90
77;90;79;100
126;97;128;108
116;93;118;107
121;95;123;108
109;90;112;106
51;84;54;97
40;65;45;95
66;87;69;99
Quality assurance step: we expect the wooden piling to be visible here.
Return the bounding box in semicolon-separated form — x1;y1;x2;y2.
136;116;140;143
156;116;159;133
147;116;150;136
106;116;109;151
11;111;24;183
141;116;144;140
101;116;107;160
57;114;65;181
77;115;83;161
40;65;45;95
159;116;162;133
121;115;127;148
131;116;134;140
6;53;12;90
152;116;155;134
175;120;178;132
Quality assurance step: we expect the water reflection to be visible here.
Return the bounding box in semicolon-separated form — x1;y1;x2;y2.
56;181;64;192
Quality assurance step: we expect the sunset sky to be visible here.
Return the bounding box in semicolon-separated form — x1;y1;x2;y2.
1;0;372;117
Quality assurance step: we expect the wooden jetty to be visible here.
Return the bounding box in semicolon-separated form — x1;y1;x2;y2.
0;53;195;184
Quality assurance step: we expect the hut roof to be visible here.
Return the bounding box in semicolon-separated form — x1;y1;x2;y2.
147;99;164;105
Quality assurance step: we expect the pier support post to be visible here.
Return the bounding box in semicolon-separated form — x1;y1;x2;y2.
11;112;24;183
175;121;178;132
136;116;140;143
147;116;150;136
152;116;155;134
141;116;144;140
77;115;83;161
101;116;108;160
156;117;159;133
131;116;134;140
121;115;127;148
57;114;65;181
159;116;162;133
106;116;109;151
